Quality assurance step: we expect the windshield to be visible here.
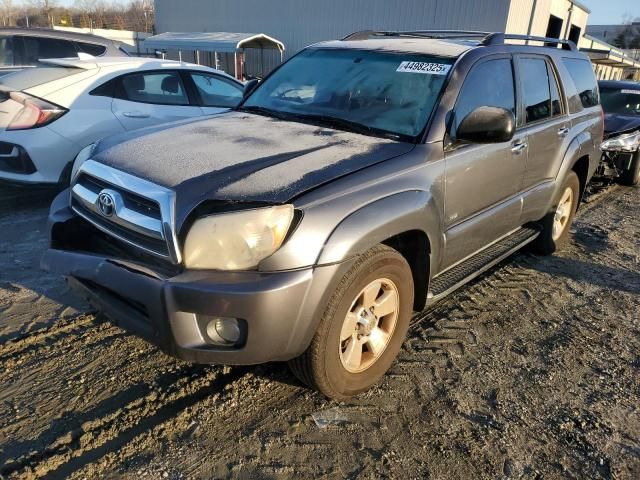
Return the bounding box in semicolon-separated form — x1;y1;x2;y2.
0;66;82;91
600;87;640;116
243;48;454;141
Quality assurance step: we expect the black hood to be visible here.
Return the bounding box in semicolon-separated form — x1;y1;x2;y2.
604;113;640;138
92;112;414;227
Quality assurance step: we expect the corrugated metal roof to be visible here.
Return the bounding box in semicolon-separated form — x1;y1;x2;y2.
143;32;285;52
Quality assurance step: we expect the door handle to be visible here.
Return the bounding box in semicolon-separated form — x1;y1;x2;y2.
511;142;528;154
122;112;150;119
558;127;570;138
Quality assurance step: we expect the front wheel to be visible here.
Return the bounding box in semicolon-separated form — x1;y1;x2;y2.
289;244;414;400
619;151;640;186
530;171;580;255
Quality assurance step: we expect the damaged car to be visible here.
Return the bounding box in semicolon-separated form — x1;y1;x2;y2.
43;31;602;400
598;80;640;186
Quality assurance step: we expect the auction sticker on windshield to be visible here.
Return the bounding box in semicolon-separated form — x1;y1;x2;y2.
397;61;451;75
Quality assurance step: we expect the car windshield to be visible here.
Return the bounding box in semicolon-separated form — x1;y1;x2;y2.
600;87;640;116
0;66;82;90
242;48;454;141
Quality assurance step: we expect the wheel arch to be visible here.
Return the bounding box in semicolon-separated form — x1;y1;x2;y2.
316;190;439;311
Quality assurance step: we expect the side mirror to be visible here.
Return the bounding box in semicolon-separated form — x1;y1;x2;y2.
243;79;259;99
456;106;515;144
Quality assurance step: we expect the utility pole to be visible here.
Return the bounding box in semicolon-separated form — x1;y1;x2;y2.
25;15;28;28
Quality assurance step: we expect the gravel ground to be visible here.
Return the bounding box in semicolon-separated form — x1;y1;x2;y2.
0;183;638;480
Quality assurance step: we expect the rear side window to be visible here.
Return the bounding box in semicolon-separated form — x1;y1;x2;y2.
18;36;77;65
0;36;14;66
520;58;553;123
76;42;107;57
563;58;599;109
455;58;515;129
118;72;189;106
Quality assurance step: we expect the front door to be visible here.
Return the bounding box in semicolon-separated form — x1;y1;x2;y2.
442;55;526;270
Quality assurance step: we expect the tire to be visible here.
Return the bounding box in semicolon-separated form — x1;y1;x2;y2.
619;151;640;186
530;171;580;255
288;244;414;401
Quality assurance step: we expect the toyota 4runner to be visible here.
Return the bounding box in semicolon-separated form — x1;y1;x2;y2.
43;31;603;400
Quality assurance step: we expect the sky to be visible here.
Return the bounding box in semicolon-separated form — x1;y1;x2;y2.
578;0;639;24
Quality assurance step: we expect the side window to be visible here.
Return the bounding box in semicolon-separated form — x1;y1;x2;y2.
548;62;563;116
520;58;552;124
191;73;243;107
455;58;515;130
0;36;14;66
90;78;116;98
562;58;599;109
118;72;189;106
20;36;77;64
76;42;107;57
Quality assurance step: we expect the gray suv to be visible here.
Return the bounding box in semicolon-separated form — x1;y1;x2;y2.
44;31;603;400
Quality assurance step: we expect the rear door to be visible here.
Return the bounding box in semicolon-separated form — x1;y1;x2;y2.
111;70;203;130
442;55;526;269
185;71;244;115
515;55;571;191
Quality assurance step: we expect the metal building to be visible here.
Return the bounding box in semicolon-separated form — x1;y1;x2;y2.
153;0;636;79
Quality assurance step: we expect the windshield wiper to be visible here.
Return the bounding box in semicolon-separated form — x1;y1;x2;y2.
238;105;292;120
286;113;402;140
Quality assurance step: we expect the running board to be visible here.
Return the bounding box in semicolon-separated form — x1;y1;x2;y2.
427;226;540;304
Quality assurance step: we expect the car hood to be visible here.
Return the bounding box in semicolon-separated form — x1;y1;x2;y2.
604;113;640;138
92;111;414;226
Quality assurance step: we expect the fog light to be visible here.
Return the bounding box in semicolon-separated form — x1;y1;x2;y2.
206;317;241;344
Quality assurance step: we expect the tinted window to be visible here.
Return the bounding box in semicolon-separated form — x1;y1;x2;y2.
191;73;242;107
0;66;81;90
455;58;515;129
76;42;107;56
0;36;14;66
548;63;563;116
521;58;552;123
19;36;77;65
245;49;453;140
119;72;189;105
563;58;599;109
600;88;640;116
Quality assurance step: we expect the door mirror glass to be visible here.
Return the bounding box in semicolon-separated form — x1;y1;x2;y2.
456;106;515;144
243;78;259;99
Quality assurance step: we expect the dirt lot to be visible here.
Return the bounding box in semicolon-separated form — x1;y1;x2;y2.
0;183;638;480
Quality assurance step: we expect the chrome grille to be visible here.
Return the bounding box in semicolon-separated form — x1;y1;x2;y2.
70;160;180;263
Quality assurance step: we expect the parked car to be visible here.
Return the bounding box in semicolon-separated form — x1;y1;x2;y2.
43;31;602;400
0;27;128;76
598;80;640;186
0;56;244;185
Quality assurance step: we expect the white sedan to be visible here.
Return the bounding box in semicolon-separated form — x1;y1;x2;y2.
0;56;245;185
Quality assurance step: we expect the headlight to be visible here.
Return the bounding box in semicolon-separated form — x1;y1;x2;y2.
70;143;96;182
601;130;640;153
183;205;295;270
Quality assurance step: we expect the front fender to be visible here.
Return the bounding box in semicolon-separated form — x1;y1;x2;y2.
316;190;440;266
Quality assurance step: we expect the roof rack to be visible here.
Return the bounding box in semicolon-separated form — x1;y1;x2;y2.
342;30;578;52
481;33;578;51
342;30;492;41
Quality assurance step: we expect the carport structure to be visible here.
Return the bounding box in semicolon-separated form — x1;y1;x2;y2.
143;32;285;80
579;35;640;81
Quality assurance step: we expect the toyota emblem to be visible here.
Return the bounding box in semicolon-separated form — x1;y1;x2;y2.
97;191;116;217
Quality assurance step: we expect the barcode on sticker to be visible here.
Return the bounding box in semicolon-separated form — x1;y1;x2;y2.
397;61;451;75
621;89;640;95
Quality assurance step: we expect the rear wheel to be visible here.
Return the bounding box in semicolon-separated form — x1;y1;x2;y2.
530;171;580;255
289;244;414;401
619;152;640;186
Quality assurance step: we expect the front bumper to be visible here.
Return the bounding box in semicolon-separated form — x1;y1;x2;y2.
44;200;349;365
